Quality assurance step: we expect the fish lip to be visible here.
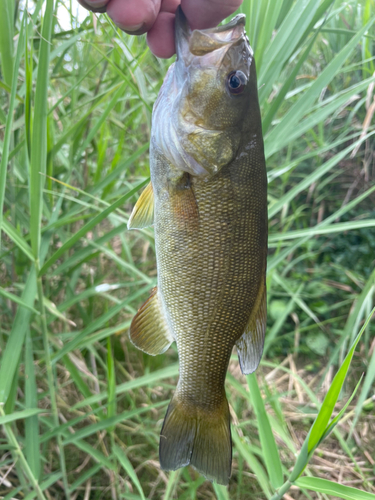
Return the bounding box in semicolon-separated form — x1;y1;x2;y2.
175;6;247;62
200;13;246;35
175;6;191;63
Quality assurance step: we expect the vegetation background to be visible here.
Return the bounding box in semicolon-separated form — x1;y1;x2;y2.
0;0;375;498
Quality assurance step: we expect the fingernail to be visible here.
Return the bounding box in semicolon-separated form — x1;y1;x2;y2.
85;0;107;6
120;23;144;32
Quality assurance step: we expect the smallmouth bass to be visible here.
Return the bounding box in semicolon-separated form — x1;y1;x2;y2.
128;7;267;485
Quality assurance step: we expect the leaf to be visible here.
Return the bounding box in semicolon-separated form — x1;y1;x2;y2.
74;82;126;161
269;219;375;243
25;329;41;481
308;308;374;452
232;430;272;499
0;409;43;425
163;469;181;500
0;0;14;86
106;337;116;430
29;0;55;258
265;16;375;157
213;484;230;500
113;445;146;500
294;477;375;500
2;219;34;262
247;373;283;489
0;10;25;250
51;286;148;363
350;340;375;436
0;267;37;405
72;440;115;471
321;376;363;442
68;464;102;493
73;363;179;410
268;131;375;219
42;296;76;326
63;403;166;445
259;0;320;102
39;179;149;276
51;223;127;276
23;473;62;500
0;286;40;315
90;143;149;195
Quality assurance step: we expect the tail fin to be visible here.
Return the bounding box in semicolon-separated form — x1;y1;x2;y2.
159;393;231;485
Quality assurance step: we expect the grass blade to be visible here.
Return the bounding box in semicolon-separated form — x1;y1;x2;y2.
0;408;46;500
294;477;375;500
106;337;116;428
213;484;230;500
163;470;181;500
349;344;375;436
247;373;283;489
29;0;54;258
0;408;43;425
72;363;179;410
0;0;14;86
25;329;41;480
1;220;34;261
268;131;375;219
113;445;146;500
0;267;37;404
0;9;25;250
265;16;375;157
0;286;39;315
308;308;374;452
232;430;272;499
39;179;149;276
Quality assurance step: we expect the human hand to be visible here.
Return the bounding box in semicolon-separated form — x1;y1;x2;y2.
77;0;243;58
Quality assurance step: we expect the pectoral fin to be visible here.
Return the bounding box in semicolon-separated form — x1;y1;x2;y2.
129;287;174;355
236;282;267;375
127;182;154;230
171;173;199;230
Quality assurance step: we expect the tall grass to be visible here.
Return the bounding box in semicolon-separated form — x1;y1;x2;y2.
1;0;375;499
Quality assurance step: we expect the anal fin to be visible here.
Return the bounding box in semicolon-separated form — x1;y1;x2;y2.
236;281;267;375
128;181;154;230
129;287;174;355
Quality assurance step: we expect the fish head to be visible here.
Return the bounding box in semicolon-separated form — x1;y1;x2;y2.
152;7;261;177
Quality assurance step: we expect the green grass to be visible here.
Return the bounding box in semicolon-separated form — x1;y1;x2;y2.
1;0;375;499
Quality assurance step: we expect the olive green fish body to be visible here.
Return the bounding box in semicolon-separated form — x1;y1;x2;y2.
152;137;267;406
128;7;267;485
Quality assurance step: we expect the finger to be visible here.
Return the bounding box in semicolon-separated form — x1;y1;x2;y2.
78;0;108;13
147;11;176;58
107;0;161;35
159;0;179;13
181;0;243;30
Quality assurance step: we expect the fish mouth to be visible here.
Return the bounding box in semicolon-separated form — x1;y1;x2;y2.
175;6;247;63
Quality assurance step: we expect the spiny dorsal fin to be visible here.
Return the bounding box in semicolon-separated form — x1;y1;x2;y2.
127;181;154;230
129;287;174;355
236;281;267;375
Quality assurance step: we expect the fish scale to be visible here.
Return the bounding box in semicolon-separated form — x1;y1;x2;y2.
128;6;267;485
153;142;266;400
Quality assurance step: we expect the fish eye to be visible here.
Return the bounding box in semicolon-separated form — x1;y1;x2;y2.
227;71;247;95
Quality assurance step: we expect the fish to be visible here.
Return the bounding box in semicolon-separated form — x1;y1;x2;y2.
127;6;267;485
